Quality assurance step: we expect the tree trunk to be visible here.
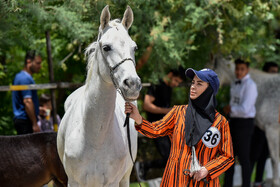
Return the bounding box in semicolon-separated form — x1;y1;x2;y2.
45;30;58;131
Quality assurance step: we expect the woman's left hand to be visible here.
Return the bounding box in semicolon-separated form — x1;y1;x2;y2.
191;167;208;181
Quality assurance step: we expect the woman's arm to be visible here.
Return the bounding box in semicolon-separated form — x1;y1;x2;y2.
125;102;178;138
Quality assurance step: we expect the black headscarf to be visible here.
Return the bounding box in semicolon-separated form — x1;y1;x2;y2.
185;85;217;147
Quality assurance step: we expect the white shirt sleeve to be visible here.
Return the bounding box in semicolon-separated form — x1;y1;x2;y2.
230;81;258;117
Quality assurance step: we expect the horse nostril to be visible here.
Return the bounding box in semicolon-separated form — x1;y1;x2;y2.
124;78;140;89
124;79;130;88
123;77;142;91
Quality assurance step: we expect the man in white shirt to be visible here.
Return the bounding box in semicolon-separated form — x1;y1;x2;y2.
223;59;258;187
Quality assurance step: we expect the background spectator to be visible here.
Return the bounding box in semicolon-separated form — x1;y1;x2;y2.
262;62;279;73
223;59;258;187
12;50;42;134
38;93;61;132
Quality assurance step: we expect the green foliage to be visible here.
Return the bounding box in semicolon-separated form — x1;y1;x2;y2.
216;85;231;116
0;0;280;135
130;182;149;187
0;91;16;135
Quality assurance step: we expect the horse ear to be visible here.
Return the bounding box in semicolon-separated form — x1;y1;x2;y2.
100;5;111;30
122;5;133;30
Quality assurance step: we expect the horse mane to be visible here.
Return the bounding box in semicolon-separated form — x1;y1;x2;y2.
85;41;97;86
85;19;123;85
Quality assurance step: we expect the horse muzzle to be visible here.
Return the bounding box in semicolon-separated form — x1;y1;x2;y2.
120;77;142;101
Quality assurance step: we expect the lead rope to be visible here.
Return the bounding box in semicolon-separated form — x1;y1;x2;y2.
105;57;141;186
123;113;142;187
114;83;141;186
123;113;134;162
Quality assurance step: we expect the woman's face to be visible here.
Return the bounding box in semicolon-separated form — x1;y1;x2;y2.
190;75;209;100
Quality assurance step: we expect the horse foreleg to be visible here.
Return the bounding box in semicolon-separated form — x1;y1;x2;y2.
266;126;280;187
119;166;133;187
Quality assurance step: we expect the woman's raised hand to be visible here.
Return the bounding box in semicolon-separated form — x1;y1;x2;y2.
125;102;143;125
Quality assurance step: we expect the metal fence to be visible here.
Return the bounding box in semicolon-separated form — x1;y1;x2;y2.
0;82;151;91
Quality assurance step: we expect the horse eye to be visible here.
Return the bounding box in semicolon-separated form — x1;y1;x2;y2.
103;45;111;52
134;46;138;52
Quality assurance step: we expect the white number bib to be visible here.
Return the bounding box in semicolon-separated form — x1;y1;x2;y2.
202;127;221;148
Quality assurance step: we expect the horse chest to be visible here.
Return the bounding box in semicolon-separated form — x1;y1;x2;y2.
87;135;128;161
68;140;129;186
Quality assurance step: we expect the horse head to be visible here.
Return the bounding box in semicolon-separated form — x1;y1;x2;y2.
86;5;141;102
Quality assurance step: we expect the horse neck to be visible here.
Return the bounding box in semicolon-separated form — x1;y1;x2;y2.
83;60;117;144
250;68;274;84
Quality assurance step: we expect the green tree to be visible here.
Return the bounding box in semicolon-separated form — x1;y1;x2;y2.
0;0;280;135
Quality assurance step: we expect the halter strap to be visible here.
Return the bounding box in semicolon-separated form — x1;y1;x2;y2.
99;49;136;101
111;58;135;71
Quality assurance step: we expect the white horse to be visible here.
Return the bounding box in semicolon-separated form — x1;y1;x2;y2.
57;5;142;187
213;56;280;186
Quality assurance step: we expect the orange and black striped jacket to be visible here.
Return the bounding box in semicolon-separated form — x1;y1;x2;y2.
135;105;234;187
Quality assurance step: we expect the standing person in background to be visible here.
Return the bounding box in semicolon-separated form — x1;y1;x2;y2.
12;50;42;134
136;68;185;181
125;68;234;186
262;62;279;73
250;62;279;187
38;93;61;132
223;59;258;187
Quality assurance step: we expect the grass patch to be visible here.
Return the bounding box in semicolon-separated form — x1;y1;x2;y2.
130;182;149;187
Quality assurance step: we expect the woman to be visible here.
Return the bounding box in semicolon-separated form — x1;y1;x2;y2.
125;68;234;186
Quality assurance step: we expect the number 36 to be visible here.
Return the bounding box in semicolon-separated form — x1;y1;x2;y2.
202;127;221;148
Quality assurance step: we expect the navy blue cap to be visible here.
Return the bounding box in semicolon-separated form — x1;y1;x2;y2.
185;68;220;95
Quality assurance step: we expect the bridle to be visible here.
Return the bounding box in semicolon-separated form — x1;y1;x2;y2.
106;57;136;101
97;38;136;99
111;58;136;72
